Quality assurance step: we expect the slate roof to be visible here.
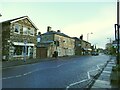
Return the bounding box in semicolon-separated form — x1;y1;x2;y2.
72;37;81;41
1;16;38;30
42;31;72;39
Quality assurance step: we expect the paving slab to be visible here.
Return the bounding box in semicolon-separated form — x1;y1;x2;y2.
98;74;110;81
92;80;111;88
104;68;112;71
103;71;111;74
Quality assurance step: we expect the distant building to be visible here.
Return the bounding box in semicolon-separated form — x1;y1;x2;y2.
106;42;114;55
37;27;75;58
81;40;92;55
72;37;82;55
2;16;38;60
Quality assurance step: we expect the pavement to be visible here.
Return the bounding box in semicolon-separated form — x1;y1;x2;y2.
90;57;117;88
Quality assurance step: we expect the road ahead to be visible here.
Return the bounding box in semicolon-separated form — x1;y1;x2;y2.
2;54;110;88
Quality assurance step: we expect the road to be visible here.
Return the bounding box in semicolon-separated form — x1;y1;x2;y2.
2;54;111;88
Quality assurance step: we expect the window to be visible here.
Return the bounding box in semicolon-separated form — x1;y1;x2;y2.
23;27;28;35
14;24;20;34
14;46;23;55
29;28;34;36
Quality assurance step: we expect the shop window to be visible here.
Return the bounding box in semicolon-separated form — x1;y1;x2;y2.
14;46;23;55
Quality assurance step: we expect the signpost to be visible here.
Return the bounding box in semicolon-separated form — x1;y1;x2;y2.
24;40;27;62
117;0;120;65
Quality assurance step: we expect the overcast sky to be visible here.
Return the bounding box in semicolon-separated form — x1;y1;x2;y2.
0;0;117;49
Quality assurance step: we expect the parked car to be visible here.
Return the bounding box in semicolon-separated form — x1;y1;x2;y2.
91;52;99;56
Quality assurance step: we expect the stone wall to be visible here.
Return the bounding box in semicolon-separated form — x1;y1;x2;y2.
2;18;37;60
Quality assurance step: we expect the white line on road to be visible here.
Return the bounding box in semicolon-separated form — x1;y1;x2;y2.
66;79;88;90
87;72;90;79
15;75;22;77
3;61;77;80
66;60;112;89
66;64;104;90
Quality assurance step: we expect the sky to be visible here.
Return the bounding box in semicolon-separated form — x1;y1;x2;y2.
0;0;117;49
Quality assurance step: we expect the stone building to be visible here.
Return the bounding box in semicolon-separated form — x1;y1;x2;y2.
37;26;75;58
72;37;82;55
2;16;38;60
81;40;92;55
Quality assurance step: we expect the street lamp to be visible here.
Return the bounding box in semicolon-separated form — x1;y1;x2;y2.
116;0;120;65
87;32;93;42
107;38;112;44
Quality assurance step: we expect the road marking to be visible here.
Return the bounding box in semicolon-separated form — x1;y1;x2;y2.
15;75;22;77
97;65;101;70
2;61;77;80
2;76;15;80
87;72;90;79
66;63;106;90
66;79;88;90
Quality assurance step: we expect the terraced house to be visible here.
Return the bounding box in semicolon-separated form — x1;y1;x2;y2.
37;26;75;58
2;16;38;60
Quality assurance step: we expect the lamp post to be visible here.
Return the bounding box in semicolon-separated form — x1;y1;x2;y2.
107;38;112;44
87;32;93;42
116;0;120;65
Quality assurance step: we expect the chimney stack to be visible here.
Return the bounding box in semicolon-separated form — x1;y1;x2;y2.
38;32;41;35
47;26;52;32
80;34;83;40
57;30;61;33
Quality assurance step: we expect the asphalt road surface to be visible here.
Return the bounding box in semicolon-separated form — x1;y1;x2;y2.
2;54;111;88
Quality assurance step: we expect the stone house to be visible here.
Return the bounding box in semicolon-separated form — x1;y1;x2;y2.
72;37;82;55
37;26;75;58
81;40;92;55
2;16;38;60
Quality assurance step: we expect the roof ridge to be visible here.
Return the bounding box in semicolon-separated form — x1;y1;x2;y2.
1;16;28;23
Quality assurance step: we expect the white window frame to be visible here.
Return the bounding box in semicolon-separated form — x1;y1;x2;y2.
29;28;34;36
14;24;20;34
23;27;28;35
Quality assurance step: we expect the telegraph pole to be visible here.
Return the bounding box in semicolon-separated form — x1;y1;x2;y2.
111;0;120;87
117;0;120;65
